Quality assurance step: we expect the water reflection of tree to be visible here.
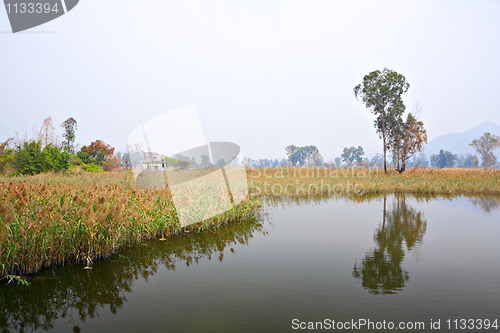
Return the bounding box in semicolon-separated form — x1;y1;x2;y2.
0;215;265;333
469;196;500;214
353;195;427;295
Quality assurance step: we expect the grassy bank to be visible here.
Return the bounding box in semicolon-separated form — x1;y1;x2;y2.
246;167;500;197
1;167;500;279
0;170;260;279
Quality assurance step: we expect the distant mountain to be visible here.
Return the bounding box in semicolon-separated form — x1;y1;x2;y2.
424;121;500;156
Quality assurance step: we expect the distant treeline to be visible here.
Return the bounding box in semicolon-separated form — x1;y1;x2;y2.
0;117;120;175
246;134;500;170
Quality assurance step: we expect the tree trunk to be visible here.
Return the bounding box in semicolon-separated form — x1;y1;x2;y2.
382;115;387;174
381;195;387;248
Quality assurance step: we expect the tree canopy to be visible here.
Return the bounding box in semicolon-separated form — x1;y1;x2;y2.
341;146;364;167
61;117;78;154
388;112;428;173
353;196;426;294
79;140;115;167
469;132;500;169
285;145;323;167
430;150;456;169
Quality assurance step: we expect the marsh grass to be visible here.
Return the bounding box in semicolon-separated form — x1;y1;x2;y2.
0;170;260;278
1;167;499;279
246;167;500;197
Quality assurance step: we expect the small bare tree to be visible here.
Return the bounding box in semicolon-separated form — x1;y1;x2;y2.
126;143;144;170
41;117;56;147
243;156;253;168
0;138;13;154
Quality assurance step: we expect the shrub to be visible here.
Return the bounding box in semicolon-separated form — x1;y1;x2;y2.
13;140;70;175
41;144;70;172
85;164;105;173
0;141;14;173
69;154;83;167
174;160;191;170
14;140;45;175
76;151;96;165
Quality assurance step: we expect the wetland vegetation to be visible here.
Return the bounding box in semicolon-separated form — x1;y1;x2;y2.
1;167;499;280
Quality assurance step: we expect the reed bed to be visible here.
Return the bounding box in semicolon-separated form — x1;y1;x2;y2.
0;215;266;332
1;167;499;279
0;170;260;279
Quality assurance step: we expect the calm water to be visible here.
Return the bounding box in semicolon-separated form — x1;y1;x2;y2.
1;195;499;332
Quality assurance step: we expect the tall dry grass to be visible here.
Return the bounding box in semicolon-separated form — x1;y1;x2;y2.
246;167;500;197
0;170;260;278
1;167;499;279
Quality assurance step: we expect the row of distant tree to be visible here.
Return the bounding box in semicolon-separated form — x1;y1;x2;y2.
243;131;500;170
2;113;498;175
0;117;121;175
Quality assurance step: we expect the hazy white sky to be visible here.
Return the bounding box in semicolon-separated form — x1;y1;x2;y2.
1;0;499;160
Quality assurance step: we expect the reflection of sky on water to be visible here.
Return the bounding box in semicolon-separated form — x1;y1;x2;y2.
1;195;499;333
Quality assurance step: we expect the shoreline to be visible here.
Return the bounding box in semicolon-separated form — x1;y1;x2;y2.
1;167;499;280
247;167;500;196
0;171;260;280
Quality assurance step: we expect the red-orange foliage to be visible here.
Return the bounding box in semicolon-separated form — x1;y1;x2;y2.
81;140;115;166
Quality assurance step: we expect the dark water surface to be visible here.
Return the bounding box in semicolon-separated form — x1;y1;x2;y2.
1;195;499;332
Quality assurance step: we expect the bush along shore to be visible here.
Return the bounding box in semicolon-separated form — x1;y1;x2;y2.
0;171;261;280
2;167;500;280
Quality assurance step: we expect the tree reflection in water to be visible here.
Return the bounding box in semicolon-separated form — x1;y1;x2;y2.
469;196;500;214
353;195;427;295
0;214;266;333
2;193;495;331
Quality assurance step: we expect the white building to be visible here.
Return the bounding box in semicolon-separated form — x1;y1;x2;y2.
142;152;168;171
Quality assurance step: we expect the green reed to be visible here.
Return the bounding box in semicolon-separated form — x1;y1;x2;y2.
2;167;499;279
0;171;260;279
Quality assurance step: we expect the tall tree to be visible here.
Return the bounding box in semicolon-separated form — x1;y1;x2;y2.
61;117;78;153
354;68;410;173
352;195;427;295
469;132;500;169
